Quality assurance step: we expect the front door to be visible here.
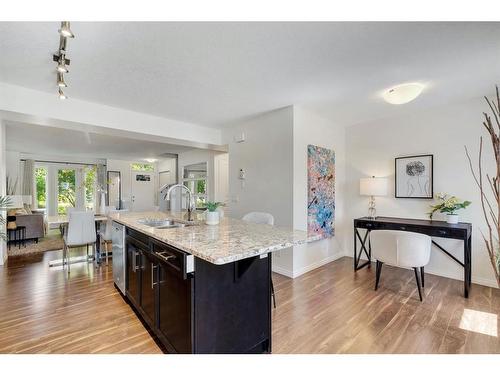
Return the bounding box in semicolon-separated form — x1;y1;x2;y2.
131;171;155;211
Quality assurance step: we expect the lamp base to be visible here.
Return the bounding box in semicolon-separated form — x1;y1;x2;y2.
367;196;377;220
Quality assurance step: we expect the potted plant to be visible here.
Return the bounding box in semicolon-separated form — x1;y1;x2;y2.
205;201;225;225
428;193;471;224
0;196;12;241
465;85;500;287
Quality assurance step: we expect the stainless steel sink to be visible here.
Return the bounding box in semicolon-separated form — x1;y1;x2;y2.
137;218;191;229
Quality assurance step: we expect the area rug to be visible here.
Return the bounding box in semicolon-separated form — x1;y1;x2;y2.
7;232;64;257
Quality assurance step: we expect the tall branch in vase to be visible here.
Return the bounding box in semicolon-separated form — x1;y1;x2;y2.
465;85;500;287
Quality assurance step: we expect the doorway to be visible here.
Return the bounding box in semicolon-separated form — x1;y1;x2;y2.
131;171;155;211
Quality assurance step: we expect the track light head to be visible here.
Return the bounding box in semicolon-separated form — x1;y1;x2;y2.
58;88;67;100
57;55;68;73
59;35;67;53
59;22;74;38
57;73;67;87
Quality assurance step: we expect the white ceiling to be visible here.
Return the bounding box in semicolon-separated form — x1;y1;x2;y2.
1;22;499;128
5;121;193;160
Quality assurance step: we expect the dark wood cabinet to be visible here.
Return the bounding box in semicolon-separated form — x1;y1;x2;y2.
158;260;192;353
124;227;271;354
140;250;157;325
125;237;142;307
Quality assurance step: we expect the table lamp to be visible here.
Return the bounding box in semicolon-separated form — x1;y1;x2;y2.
359;176;388;219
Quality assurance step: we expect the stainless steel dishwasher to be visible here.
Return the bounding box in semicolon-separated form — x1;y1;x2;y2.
111;221;126;294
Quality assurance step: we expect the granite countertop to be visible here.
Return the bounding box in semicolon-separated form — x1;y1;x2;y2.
110;211;318;265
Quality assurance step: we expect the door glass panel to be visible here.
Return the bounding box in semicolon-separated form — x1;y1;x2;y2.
182;162;208;209
35;167;47;210
58;169;76;214
84;166;96;211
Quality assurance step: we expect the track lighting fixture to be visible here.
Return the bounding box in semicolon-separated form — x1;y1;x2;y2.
54;21;75;99
58;22;74;38
57;73;67;87
58;88;67;100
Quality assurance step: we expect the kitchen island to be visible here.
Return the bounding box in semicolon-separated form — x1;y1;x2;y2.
110;211;314;354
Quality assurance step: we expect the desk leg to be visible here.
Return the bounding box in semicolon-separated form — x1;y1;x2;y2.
464;236;472;298
354;227;371;271
353;229;357;270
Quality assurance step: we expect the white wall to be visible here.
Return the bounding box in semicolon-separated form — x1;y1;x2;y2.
345;97;498;287
106;159;146;209
0;121;7;265
5;151;21;194
223;107;295;273
291;107;346;278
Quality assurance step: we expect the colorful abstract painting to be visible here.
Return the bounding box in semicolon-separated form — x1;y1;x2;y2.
307;145;335;239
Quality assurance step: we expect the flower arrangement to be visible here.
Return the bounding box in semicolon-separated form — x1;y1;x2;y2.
205;201;225;212
428;193;471;219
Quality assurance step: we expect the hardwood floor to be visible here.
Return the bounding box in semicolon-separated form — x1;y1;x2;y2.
1;251;499;353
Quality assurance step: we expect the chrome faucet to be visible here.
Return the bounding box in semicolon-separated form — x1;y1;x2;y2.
164;184;195;221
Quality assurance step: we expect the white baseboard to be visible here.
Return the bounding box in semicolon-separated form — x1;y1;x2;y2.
345;255;499;289
272;265;294;278
292;252;345;278
272;251;346;279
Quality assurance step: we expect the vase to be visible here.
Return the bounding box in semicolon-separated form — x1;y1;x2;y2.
99;192;106;215
205;211;219;225
446;214;459;224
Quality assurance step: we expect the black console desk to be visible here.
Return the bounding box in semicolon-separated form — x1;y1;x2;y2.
353;216;472;298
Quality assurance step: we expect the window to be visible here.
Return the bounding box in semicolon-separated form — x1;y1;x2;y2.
57;169;76;214
84;166;96;211
131;163;154;172
35;167;47;210
182;162;207;209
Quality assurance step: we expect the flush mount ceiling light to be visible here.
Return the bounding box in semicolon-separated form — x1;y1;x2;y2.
382;83;425;105
145;158;158;163
58;21;75;38
53;22;75;99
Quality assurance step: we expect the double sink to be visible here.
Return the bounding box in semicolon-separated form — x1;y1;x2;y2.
137;218;195;229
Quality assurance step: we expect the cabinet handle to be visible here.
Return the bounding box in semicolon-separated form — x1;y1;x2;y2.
151;263;158;289
132;251;140;272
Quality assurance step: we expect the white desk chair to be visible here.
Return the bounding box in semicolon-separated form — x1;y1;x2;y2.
242;212;274;226
63;210;97;274
242;212;276;308
370;230;431;301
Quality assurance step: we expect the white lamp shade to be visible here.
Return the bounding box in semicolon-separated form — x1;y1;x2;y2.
360;177;388;196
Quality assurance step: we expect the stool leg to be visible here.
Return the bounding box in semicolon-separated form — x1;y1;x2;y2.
421;266;425;288
375;260;383;291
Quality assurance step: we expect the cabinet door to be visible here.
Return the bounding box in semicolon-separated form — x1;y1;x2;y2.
126;240;141;307
158;261;192;353
140;251;157;325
